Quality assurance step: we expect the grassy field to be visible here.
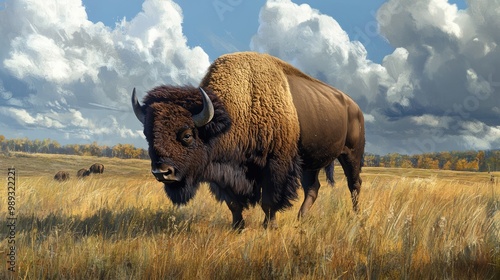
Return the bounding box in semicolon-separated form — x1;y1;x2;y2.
1;152;499;279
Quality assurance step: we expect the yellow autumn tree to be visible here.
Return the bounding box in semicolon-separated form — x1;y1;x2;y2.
442;160;452;170
455;159;468;171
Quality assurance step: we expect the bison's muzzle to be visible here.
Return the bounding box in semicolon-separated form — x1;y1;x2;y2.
151;164;180;183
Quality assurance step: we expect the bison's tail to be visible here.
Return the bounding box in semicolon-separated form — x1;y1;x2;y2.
324;163;334;187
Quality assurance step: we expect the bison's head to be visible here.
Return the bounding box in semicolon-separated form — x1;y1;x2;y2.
132;86;231;204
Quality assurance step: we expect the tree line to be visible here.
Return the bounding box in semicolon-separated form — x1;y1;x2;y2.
364;150;500;172
1;135;499;171
0;135;148;159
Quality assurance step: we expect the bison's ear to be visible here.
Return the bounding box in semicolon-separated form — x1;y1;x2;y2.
197;94;231;142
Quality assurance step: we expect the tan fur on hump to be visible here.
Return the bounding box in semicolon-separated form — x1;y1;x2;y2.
200;52;300;165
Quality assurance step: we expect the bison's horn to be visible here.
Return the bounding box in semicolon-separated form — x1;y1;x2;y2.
192;87;214;127
131;88;145;124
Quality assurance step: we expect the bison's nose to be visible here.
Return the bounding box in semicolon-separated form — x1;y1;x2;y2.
151;165;179;183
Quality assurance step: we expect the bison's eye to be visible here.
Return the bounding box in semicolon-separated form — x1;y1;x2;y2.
178;129;194;146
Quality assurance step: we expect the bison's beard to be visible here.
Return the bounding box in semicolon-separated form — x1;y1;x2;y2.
163;176;202;205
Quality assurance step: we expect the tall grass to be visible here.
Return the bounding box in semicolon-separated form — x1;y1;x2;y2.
0;154;499;279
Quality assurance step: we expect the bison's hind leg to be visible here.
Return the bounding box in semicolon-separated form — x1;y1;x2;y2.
338;149;362;212
298;169;321;219
324;162;335;186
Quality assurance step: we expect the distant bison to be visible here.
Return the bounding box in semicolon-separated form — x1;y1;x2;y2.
54;171;70;181
89;163;104;174
77;168;90;178
132;52;364;229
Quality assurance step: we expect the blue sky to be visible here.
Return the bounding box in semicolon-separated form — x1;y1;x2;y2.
83;0;393;62
1;0;499;155
82;0;466;63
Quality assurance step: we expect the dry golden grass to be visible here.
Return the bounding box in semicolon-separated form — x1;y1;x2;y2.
1;153;499;279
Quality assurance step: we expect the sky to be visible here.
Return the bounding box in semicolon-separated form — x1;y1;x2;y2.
1;0;499;155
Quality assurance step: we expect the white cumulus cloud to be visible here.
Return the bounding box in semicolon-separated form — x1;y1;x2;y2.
251;0;500;154
251;0;392;108
0;0;210;147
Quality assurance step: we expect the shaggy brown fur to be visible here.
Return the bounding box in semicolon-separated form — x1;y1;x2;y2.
54;171;70;181
77;168;90;178
89;163;104;174
200;52;302;213
142;86;232;204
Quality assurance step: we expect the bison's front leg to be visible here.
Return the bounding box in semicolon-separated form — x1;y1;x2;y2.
261;181;279;229
208;182;246;230
260;179;279;229
261;204;278;229
226;200;245;230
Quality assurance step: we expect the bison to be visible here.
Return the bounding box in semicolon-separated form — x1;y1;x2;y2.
54;171;70;181
89;163;104;174
132;52;364;229
77;168;90;178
